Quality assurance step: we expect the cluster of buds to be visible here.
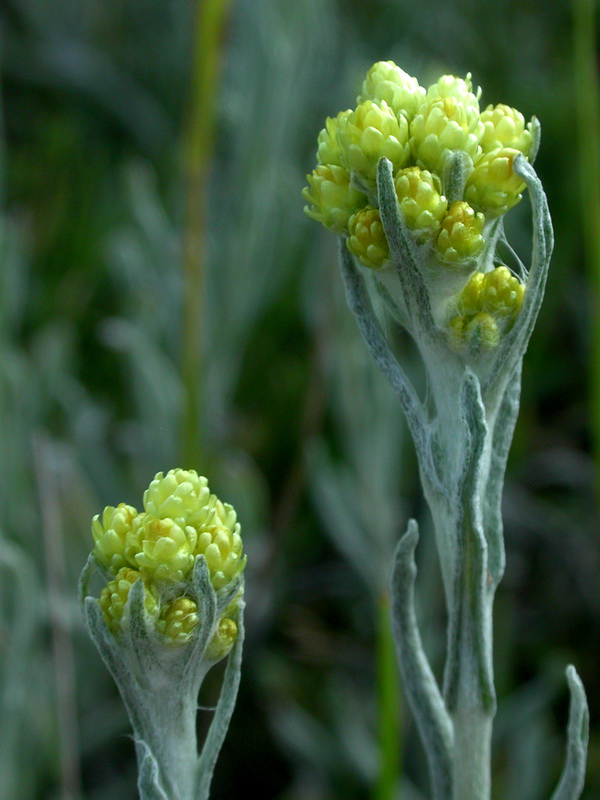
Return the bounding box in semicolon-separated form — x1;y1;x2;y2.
91;468;244;660
302;61;534;353
447;266;525;354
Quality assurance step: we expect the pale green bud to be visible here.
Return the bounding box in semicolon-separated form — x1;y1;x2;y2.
357;60;426;121
480;104;533;155
157;596;199;646
316;111;352;166
205;616;238;661
436;201;485;264
143;469;212;529
195;499;245;590
337;100;410;190
426;73;482;111
302;164;366;233
99;567;158;634
92;503;138;576
394;166;447;237
410;95;484;173
127;515;197;583
464;147;526;217
346;206;389;270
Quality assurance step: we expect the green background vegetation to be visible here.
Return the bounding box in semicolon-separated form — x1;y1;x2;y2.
0;0;599;798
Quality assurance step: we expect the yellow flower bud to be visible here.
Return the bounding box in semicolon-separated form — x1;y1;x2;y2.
469;266;524;318
92;503;138;575
394;166;447;237
410;95;484;173
448;312;500;353
143;469;212;529
316;111;352;167
157;596;199;646
195;499;245;590
337;100;410;190
357;60;425;121
346;206;389;270
464;147;526;217
302;164;366;234
480;104;532;156
127;515;197;583
448;266;524;353
436;201;485;264
99;567;158;634
205;616;238;661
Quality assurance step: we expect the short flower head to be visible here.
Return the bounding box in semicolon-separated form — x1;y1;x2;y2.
394;166;447;236
302;164;366;234
99;567;158;634
157;596;199;646
480;104;533;156
87;470;245;654
126;515;196;583
410;95;483;173
448;266;524;354
205;615;239;661
346;206;389;270
436;201;485;265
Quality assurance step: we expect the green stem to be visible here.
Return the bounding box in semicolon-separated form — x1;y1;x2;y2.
374;590;401;800
180;0;231;468
573;0;600;497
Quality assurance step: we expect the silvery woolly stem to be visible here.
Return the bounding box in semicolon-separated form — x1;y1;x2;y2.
340;155;589;800
80;556;244;800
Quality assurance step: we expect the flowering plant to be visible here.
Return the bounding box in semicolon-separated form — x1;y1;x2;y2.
80;469;245;800
303;61;589;800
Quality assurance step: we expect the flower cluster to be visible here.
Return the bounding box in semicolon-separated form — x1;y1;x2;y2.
302;61;532;351
91;469;245;658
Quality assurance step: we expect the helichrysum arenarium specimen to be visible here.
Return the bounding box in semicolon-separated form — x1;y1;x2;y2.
303;62;589;800
80;469;245;800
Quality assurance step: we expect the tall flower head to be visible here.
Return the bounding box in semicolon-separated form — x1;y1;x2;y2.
317;111;352;167
195;499;245;590
357;60;425;122
92;503;137;575
143;468;212;528
425;73;481;111
465;148;526;217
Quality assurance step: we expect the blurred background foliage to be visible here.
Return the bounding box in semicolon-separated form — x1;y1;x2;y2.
0;0;599;798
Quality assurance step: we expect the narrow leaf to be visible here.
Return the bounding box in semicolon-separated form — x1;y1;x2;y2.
391;520;454;800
